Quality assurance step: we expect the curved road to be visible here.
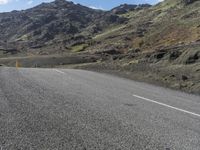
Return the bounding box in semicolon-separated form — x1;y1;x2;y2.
0;67;200;150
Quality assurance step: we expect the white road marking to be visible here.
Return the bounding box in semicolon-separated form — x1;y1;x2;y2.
55;69;65;74
54;69;73;81
132;94;200;118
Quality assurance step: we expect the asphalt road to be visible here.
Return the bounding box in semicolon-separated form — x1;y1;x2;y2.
0;67;200;150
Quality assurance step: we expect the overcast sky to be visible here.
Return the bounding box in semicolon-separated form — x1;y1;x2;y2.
0;0;164;12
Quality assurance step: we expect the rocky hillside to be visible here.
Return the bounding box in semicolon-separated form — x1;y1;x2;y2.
87;0;200;94
0;0;128;55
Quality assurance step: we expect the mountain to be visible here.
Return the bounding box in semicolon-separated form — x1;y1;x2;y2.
0;0;199;94
0;0;127;55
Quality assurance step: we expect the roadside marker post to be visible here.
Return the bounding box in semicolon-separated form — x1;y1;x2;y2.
16;60;20;68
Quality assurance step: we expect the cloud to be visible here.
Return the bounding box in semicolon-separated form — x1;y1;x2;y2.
0;0;10;5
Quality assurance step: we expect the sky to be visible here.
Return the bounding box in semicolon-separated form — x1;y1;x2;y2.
0;0;163;12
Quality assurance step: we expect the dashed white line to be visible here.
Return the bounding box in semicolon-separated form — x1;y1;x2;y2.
54;69;65;74
132;94;200;118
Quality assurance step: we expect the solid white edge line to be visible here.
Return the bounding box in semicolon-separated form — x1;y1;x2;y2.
55;69;65;74
132;94;200;118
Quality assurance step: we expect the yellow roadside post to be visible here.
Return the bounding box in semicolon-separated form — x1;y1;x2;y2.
16;60;20;68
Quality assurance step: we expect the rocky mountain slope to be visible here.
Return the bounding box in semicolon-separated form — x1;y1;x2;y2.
0;0;199;94
0;0;128;55
83;0;199;94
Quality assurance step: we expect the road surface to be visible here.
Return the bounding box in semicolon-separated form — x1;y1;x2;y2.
0;67;200;150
